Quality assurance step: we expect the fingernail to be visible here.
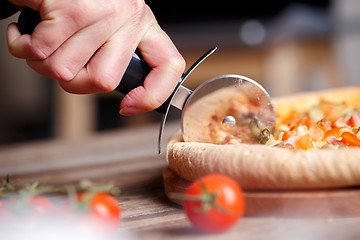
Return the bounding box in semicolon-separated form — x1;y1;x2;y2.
119;107;127;116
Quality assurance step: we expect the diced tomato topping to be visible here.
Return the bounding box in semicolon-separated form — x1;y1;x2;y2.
317;118;332;131
276;100;360;151
282;118;326;147
282;125;307;141
341;131;360;147
354;128;360;135
296;134;315;150
282;130;295;141
307;120;326;141
297;116;312;126
332;117;348;128
325;126;351;142
326;135;341;144
348;114;360;128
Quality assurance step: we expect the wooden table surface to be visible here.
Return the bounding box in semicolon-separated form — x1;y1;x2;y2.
1;121;360;239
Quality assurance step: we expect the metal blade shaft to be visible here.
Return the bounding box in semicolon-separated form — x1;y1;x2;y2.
171;85;192;110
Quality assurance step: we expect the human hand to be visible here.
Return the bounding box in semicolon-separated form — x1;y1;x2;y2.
6;0;185;115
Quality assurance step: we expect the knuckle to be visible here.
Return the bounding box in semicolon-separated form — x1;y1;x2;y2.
89;71;119;92
126;0;146;24
97;0;118;20
169;53;186;75
65;5;88;28
129;0;145;16
62;0;118;28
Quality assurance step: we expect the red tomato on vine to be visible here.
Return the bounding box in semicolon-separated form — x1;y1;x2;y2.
173;174;245;233
89;193;121;221
27;196;54;216
76;192;121;228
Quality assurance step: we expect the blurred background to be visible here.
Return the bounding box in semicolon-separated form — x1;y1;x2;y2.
0;0;359;145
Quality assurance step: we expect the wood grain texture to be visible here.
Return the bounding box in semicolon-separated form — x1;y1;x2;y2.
163;167;360;218
1;122;360;239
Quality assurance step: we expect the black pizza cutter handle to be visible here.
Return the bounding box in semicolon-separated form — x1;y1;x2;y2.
16;6;170;114
0;0;18;19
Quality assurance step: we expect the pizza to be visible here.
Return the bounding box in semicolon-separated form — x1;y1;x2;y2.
166;87;360;190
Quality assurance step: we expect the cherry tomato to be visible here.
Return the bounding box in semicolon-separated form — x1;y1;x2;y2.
182;174;245;233
76;192;121;227
0;195;54;228
3;196;54;216
89;193;120;221
27;196;54;216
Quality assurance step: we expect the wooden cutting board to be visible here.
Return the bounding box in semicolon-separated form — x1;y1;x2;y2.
163;167;360;218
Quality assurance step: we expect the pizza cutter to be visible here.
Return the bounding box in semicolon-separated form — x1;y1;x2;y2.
16;7;276;153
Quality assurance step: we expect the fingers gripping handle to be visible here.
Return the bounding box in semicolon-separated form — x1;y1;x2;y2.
114;50;151;96
17;7;169;114
17;7;41;34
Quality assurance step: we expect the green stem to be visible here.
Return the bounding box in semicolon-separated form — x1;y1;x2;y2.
168;192;211;203
168;181;232;215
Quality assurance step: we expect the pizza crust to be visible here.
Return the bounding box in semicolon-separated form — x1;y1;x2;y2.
166;87;360;190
